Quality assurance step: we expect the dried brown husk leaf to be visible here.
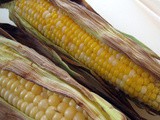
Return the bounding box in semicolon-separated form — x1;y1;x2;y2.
0;35;126;120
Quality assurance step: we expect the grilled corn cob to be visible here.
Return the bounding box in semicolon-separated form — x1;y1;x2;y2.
2;0;160;112
0;34;126;120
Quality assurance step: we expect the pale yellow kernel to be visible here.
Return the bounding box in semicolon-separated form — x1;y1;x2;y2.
0;76;5;85
40;91;49;98
57;102;69;113
8;72;16;78
29;106;39;118
52;113;63;120
108;55;115;63
38;24;43;31
7;80;15;89
47;90;53;96
31;84;42;95
120;81;125;88
20;78;26;85
45;106;56;119
8;93;15;104
25;81;34;91
116;53;122;59
61;117;67;120
17;99;24;109
0;70;8;76
25;103;34;115
10;81;19;91
14;85;24;95
42;10;50;19
112;60;117;66
4;90;10;101
38;99;49;110
73;112;86;120
129;70;136;77
63;97;71;103
24;92;35;102
12;96;19;106
141;86;147;94
20;89;28;99
1;88;6;97
33;95;43;105
82;110;88;117
48;95;61;106
64;106;77;119
115;78;121;85
122;75;128;81
1;78;9;87
20;102;28;112
76;105;82;112
41;115;48;120
35;111;45;120
156;95;160;102
69;99;76;106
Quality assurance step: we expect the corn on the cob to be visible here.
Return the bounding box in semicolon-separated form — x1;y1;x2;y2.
0;70;90;120
6;0;160;111
0;35;126;120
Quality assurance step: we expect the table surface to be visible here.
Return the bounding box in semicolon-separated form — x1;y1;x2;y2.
0;0;160;119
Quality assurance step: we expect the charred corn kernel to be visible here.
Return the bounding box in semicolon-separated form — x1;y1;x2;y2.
0;70;90;120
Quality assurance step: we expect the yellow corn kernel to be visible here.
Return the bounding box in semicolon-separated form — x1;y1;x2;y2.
0;70;89;120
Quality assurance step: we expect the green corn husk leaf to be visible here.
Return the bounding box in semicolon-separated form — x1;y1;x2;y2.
0;23;147;120
0;32;127;120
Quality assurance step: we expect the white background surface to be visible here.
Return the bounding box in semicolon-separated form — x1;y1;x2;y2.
0;0;160;119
